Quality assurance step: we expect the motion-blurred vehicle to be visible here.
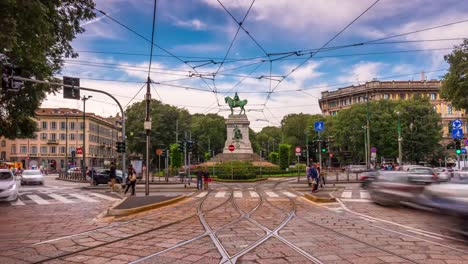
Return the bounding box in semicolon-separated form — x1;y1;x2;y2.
347;165;368;173
92;169;124;185
20;169;44;185
418;180;468;236
359;170;379;189
432;167;451;182
368;171;433;206
406;167;438;183
0;169;18;201
457;167;468;179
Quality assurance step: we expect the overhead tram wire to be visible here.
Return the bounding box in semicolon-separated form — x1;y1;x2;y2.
147;0;158;78
263;0;381;108
88;5;215;92
125;82;147;108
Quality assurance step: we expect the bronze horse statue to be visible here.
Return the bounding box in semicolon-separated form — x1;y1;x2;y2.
225;96;247;115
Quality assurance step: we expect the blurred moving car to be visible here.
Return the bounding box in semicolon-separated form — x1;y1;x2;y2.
368;171;433;206
0;169;18;201
20;169;44;185
457;167;468;179
92;169;124;185
406;167;438;183
418;180;468;236
359;170;379;189
347;165;368;173
432;167;451;182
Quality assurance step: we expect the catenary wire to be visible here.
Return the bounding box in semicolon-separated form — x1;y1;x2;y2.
147;0;158;77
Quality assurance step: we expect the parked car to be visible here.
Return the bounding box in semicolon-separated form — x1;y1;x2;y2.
432;167;451;182
418;180;468;236
0;169;18;201
92;169;124;185
20;170;44;185
368;171;433;206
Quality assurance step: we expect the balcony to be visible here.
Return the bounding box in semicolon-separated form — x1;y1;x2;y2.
47;139;59;145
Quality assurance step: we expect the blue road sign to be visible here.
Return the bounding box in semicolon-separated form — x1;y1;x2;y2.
314;121;324;132
452;128;463;139
463;148;467;154
452;119;463;129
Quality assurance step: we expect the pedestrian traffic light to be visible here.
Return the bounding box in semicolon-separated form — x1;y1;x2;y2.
321;141;328;153
2;64;23;93
115;141;126;153
455;139;462;155
186;140;194;151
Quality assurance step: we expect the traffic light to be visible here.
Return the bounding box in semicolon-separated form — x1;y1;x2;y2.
186;140;194;152
2;64;23;93
321;141;328;153
455;139;462;155
115;141;126;153
177;141;184;152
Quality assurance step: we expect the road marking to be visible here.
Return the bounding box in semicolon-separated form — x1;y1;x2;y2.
27;195;50;205
265;191;279;198
341;190;352;198
406;229;443;240
234;191;243;198
48;194;75;204
249;191;259;198
341;198;371;203
215;191;226;198
196;192;207;198
69;193;98;202
359;216;376;222
10;199;25;206
283;191;297;198
88;192;120;201
360;191;370;199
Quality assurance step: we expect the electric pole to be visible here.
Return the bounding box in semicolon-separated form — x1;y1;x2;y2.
144;77;151;196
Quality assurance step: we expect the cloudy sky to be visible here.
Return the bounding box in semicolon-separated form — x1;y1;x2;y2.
42;0;468;131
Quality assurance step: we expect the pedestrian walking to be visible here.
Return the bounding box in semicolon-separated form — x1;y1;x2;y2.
109;162;117;192
310;164;319;193
125;164;137;196
196;167;203;190
203;168;210;190
306;164;313;187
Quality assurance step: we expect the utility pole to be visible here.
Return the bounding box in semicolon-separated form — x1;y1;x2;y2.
366;94;371;169
318;132;322;169
328;136;333;169
305;129;309;166
81;95;92;182
144;77;151;196
363;125;368;167
65;113;69;170
396;111;403;165
175;119;178;143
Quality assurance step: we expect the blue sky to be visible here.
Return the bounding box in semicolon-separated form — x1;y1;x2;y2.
42;0;468;130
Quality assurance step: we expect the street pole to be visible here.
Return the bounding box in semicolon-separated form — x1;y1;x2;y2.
318;131;322;169
328;136;333;170
366;94;371;169
363;126;368;167
306;130;309;166
65;114;68;170
297;155;300;182
144;77;151;196
81;95;92;182
396;111;403;166
175;119;178;143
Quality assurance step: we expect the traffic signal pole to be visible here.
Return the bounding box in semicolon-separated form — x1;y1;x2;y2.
318;132;322;169
144;77;151;196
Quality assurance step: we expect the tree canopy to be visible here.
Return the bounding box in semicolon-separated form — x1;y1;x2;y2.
441;39;468;110
0;0;95;139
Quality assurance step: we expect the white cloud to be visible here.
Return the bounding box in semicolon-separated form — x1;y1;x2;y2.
337;61;384;84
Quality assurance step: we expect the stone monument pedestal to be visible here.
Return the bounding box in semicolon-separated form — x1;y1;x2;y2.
223;114;253;154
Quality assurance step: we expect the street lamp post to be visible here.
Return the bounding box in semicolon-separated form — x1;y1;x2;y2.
362;125;368;166
65;113;69;170
81;95;92;182
396;111;403;165
365;94;371;169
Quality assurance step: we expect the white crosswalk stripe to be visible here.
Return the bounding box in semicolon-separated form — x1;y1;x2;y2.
48;194;75;204
215;191;226;198
27;195;50;205
69;193;98;203
88;192;120;201
360;190;370;199
265;191;279;198
340;189;371;200
196;192;207;198
10;199;25;206
234;191;243;198
249;191;259;198
282;191;297;198
341;191;352;198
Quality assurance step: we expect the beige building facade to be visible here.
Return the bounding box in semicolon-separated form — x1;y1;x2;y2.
318;80;465;144
0;108;121;171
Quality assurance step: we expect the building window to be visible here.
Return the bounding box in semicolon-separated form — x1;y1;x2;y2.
41;133;47;140
60;133;66;140
60;121;66;130
41;121;47;130
430;93;437;100
70;133;75;140
20;146;27;153
79;134;84;141
50;121;57;130
399;93;405;99
50;133;57;140
448;105;453;115
70;122;75;130
31;146;37;154
383;94;389;99
80;122;84;130
60;146;66;154
50;146;56;154
0;140;5;147
40;146;47;154
11;145;16;154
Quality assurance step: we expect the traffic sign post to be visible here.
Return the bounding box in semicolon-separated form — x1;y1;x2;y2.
228;145;235;152
295;146;301;156
76;147;83;155
295;146;302;183
314;121;324;132
228;144;235;180
156;149;163;181
452;128;463;139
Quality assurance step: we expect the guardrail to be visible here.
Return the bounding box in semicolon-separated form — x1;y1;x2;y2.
57;170;88;182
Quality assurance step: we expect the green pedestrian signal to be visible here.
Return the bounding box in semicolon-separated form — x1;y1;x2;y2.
456;149;462;155
455;139;462;155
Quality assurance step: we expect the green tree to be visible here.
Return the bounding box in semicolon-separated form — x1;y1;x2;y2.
191;113;225;161
170;143;182;168
0;0;95;139
269;152;279;165
279;144;291;170
256;126;282;160
441;39;468;110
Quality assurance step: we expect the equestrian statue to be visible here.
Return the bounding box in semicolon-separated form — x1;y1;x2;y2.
224;92;248;115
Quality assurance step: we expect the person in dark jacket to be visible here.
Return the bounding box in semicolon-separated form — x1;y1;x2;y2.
196;167;203;190
109;162;116;192
203;168;210;190
125;164;136;196
310;164;319;193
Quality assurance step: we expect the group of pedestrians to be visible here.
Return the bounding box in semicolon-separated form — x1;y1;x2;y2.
109;162;137;196
306;163;325;193
196;167;211;190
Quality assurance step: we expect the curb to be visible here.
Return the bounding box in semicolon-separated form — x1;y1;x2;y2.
107;195;188;217
213;178;268;183
303;193;336;203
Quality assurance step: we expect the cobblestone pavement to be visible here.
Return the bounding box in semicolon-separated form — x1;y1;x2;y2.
1;179;468;263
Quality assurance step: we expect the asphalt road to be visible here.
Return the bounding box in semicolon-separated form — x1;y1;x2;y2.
0;177;467;263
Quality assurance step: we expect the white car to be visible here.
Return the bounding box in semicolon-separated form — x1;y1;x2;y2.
21;169;44;185
0;169;18;201
432;167;451;182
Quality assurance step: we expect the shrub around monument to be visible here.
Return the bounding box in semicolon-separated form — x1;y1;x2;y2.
215;161;258;180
